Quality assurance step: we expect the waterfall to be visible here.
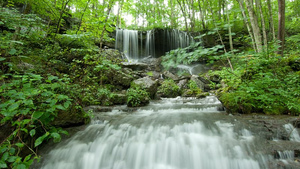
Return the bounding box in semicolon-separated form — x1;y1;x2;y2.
115;29;139;61
145;30;155;58
115;29;194;62
35;96;273;169
283;123;300;142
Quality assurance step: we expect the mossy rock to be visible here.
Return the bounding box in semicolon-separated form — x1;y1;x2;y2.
157;79;181;98
52;105;89;127
196;92;210;98
126;86;150;107
111;93;127;105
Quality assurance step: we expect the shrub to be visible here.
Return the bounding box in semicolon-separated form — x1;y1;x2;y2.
0;73;78;168
157;79;181;98
126;86;150;107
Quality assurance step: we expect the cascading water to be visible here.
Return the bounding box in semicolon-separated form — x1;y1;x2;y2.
115;29;194;62
283;123;300;142
34;96;276;169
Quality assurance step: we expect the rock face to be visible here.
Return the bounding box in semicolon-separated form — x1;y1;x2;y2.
132;76;158;99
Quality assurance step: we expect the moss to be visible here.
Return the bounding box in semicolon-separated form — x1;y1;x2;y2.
157;79;181;98
126;86;150;107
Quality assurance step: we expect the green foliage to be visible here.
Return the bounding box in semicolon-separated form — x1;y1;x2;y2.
126;86;150;107
285;33;300;54
162;40;224;71
0;73;74;168
158;79;181;98
184;80;203;96
212;50;300;115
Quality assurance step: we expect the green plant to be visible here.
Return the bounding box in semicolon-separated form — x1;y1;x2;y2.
158;79;181;98
187;80;202;95
126;86;150;107
0;73;76;168
212;50;300;115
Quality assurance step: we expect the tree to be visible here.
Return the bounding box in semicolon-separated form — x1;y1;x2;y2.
244;0;263;53
278;0;285;56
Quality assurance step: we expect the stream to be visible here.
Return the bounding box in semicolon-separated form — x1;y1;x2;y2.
32;96;300;169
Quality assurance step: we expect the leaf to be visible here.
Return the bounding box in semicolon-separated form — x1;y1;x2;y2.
30;129;36;137
1;152;9;161
34;132;49;147
63;101;71;109
0;57;6;62
7;156;17;163
0;161;7;168
16;164;26;169
8;48;17;55
15;143;24;148
32;111;43;119
8;103;19;112
51;132;61;142
55;104;65;110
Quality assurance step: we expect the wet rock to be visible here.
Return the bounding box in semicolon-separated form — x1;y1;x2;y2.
121;62;149;71
105;69;135;88
210;74;221;83
163;71;179;81
177;79;188;90
111;93;127;105
140;57;162;72
132;76;158;99
191;75;205;91
102;49;124;61
52;106;89;127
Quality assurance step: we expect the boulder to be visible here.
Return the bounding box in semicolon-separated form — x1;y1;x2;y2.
102;49;125;61
177;79;189;90
163;71;179;81
121;62;149;71
104;69;135;88
140;57;162;71
52;106;89;127
191;75;205;91
111;93;127;105
132;76;158;99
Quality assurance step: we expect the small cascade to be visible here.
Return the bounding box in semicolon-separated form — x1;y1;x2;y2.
115;29;140;61
163;29;195;51
35;96;276;169
283;124;300;142
145;30;155;58
115;29;194;61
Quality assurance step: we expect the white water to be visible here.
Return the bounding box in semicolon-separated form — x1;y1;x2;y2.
115;29;194;62
36;96;271;169
283;123;300;142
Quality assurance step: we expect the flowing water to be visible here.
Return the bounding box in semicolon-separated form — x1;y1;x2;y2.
115;29;194;61
34;96;279;169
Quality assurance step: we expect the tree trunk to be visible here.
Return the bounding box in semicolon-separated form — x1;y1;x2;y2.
226;3;234;53
278;0;285;56
256;0;267;49
197;0;206;30
244;0;263;53
55;0;71;36
116;0;124;28
237;0;256;51
267;0;276;41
